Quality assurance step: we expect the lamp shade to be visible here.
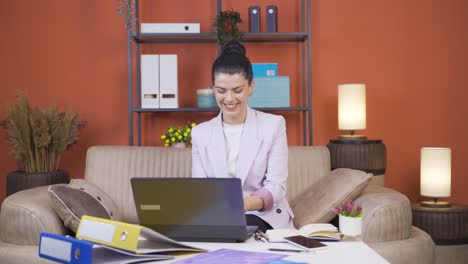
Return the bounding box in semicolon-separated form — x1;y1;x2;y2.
338;84;366;130
420;147;451;198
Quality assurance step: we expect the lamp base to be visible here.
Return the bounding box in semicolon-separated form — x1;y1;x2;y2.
420;200;452;208
339;135;368;141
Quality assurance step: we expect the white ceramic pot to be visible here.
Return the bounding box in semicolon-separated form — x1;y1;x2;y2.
339;214;363;237
171;142;187;148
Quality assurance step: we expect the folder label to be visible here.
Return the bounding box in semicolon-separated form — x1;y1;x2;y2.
79;219;116;243
40;236;72;262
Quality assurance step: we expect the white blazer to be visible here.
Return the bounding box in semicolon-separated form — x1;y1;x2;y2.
191;107;294;228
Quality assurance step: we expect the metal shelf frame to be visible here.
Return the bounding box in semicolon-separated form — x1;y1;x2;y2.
127;0;312;146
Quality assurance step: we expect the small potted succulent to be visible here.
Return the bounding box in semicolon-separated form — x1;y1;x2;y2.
213;9;243;46
332;199;364;237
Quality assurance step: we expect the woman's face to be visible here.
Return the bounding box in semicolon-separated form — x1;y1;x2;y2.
213;72;253;125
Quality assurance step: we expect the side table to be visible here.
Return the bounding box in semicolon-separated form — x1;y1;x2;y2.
412;202;468;264
327;139;386;186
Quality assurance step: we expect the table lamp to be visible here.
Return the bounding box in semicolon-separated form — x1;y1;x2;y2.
328;83;386;186
338;84;366;140
420;147;451;208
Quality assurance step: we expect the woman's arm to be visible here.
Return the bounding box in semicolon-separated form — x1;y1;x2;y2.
191;126;207;178
247;116;288;211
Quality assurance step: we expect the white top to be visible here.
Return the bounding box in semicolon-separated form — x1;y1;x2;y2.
223;122;244;177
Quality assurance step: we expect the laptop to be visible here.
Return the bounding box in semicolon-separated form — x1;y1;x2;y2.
130;177;258;242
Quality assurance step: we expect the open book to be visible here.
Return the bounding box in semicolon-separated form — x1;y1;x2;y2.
266;223;342;242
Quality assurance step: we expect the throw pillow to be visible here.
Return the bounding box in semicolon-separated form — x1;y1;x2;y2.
48;179;121;233
291;168;371;228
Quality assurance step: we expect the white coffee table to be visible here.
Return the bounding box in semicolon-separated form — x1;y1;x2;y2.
155;237;389;263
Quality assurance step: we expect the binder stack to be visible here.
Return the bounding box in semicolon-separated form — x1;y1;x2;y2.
38;215;205;263
141;54;178;109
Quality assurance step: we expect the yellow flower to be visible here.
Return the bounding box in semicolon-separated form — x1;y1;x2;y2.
161;123;195;146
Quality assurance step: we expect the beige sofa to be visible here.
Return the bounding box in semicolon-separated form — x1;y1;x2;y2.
0;146;435;263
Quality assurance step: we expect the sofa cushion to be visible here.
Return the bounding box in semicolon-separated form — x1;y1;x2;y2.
48;179;121;233
291;168;371;228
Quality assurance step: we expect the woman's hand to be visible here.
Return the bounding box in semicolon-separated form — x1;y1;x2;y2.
243;195;264;211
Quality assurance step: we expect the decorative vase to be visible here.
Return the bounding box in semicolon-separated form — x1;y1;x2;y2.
339;214;363;237
6;170;70;196
171;142;187;148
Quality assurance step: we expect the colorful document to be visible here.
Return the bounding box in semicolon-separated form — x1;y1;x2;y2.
172;249;286;264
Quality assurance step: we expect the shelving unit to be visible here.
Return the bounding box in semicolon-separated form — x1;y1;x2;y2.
127;0;312;146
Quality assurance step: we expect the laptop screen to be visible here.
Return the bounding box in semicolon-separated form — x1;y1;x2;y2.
130;177;249;242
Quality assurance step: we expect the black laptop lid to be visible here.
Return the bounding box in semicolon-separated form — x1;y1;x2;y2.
130;177;248;242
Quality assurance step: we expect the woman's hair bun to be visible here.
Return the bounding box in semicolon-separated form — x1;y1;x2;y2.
221;41;246;57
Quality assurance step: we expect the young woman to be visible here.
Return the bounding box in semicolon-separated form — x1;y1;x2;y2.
191;41;293;231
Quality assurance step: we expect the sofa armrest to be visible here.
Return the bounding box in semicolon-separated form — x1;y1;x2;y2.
355;184;412;243
0;186;66;246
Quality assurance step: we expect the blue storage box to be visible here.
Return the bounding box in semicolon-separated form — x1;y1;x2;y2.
197;89;218;108
249;76;290;107
252;63;278;77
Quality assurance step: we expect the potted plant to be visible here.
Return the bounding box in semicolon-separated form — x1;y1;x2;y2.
213;9;243;46
332;199;364;237
160;122;196;148
117;0;136;33
1;92;83;195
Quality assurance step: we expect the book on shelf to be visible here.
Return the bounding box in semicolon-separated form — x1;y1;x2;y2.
266;223;342;242
39;232;174;264
76;215;205;254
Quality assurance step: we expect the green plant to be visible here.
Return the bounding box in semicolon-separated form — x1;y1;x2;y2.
117;0;136;33
160;122;197;147
213;9;243;46
331;200;364;217
1;92;82;173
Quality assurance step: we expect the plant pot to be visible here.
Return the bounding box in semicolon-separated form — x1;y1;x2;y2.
171;142;187;148
6;170;70;196
339;214;363;237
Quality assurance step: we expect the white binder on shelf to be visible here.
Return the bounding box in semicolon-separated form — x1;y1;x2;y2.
140;54;159;108
159;54;178;108
141;23;200;33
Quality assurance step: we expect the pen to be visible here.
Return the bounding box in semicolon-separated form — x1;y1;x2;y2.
268;248;305;253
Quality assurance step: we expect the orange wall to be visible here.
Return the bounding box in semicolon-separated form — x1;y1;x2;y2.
1;0;467;204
